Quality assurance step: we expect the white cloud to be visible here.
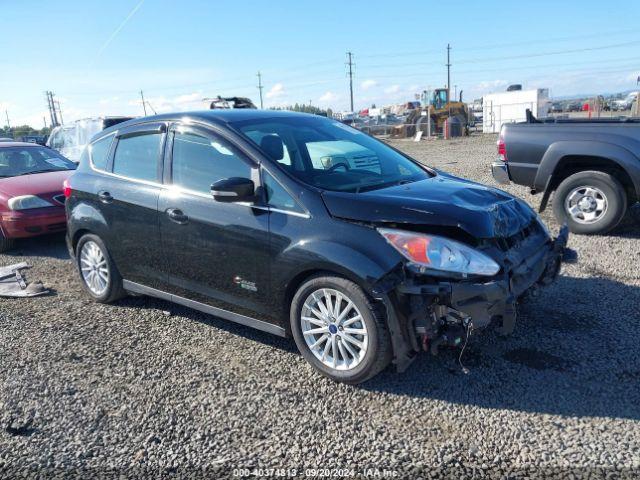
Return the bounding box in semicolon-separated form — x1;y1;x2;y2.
318;91;338;103
98;96;121;106
384;85;401;94
174;92;202;104
266;83;285;99
475;79;508;92
361;79;377;91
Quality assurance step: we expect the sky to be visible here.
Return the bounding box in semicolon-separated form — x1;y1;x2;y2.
1;0;640;127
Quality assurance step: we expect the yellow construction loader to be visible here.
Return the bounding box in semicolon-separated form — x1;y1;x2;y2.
393;88;469;137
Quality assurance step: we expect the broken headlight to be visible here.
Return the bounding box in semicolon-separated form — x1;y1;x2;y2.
378;228;500;277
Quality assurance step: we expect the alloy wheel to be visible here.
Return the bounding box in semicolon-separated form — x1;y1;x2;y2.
300;288;369;371
80;241;110;296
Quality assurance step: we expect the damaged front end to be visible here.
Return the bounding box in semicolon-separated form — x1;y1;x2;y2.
371;221;575;373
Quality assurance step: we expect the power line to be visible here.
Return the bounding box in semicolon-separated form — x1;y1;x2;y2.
360;56;640;81
356;27;640;60
346;51;355;111
256;71;264;109
358;39;640;70
456;39;640;65
145;100;157;115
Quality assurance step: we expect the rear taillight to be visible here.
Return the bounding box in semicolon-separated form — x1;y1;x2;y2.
63;179;72;198
497;129;507;162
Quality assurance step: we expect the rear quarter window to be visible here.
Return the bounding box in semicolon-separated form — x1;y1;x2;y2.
89;134;114;171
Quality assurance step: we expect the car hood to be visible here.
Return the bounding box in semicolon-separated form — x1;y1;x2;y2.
321;173;538;239
0;170;72;198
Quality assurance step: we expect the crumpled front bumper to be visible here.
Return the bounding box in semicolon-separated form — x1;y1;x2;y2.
378;224;575;371
447;224;572;335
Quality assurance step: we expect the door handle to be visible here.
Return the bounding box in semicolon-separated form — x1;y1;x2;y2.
98;191;113;203
166;208;189;224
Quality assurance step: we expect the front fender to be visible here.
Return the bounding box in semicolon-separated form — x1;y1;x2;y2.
277;238;400;296
535;140;640;194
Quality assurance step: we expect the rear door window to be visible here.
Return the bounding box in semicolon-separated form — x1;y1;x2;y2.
112;133;162;182
171;129;252;194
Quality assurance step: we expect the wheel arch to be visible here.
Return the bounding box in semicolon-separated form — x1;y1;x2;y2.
67;201;110;253
536;141;640;211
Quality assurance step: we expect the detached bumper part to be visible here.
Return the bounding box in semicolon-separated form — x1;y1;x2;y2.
491;161;510;184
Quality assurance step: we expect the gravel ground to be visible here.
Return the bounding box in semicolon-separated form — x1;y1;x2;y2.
1;134;639;479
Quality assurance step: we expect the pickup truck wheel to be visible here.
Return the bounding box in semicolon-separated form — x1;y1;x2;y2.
290;275;392;384
553;171;627;234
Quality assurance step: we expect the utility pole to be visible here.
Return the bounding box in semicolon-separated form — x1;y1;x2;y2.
140;90;147;116
256;72;264;109
446;44;451;96
46;91;59;127
346;51;355;112
45;92;53;127
5;110;10;130
55;100;63;125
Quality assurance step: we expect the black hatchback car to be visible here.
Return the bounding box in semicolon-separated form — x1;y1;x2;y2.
66;110;571;383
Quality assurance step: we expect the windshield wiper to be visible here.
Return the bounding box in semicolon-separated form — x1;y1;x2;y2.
355;178;415;193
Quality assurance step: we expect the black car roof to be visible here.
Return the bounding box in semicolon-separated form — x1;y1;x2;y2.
98;109;317;139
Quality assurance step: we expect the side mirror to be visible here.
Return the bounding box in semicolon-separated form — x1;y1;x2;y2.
211;177;255;203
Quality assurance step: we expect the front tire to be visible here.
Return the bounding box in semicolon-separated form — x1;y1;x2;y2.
290;275;392;384
76;234;125;303
553;171;627;234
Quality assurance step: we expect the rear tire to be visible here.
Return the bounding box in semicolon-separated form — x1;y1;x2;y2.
76;234;126;303
0;231;14;253
290;275;392;384
553;171;627;235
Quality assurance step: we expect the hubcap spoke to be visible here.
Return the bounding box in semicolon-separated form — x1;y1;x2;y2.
300;288;368;372
303;326;329;336
341;315;362;327
341;334;364;349
301;316;326;327
565;185;608;225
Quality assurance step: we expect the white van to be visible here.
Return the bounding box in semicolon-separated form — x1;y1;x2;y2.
47;117;133;162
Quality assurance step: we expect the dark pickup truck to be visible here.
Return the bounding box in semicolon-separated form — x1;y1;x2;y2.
492;115;640;234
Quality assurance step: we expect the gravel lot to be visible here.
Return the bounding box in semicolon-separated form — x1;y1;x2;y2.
1;134;639;479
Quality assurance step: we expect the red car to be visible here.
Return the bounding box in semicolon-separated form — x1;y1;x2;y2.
0;142;76;252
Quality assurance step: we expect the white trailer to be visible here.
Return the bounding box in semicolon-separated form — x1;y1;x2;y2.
482;88;550;133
